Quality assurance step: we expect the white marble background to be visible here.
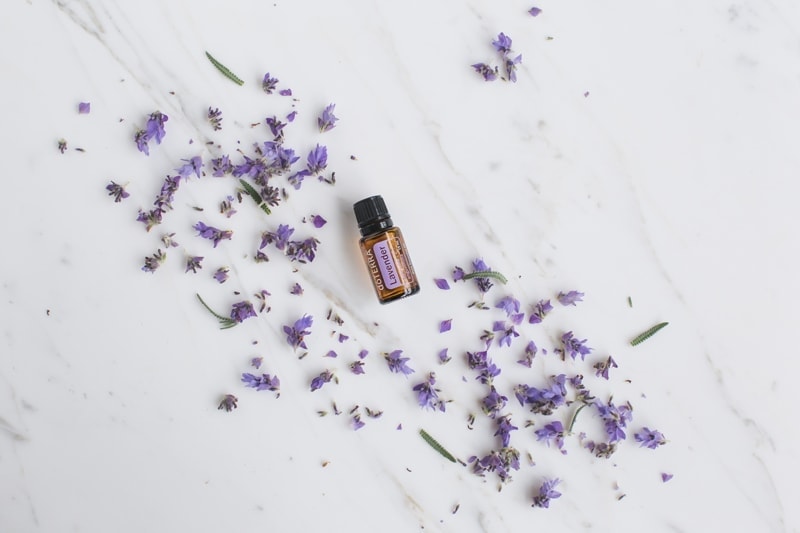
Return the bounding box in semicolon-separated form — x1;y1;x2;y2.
2;0;799;531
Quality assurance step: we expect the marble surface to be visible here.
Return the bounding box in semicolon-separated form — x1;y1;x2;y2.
2;0;799;531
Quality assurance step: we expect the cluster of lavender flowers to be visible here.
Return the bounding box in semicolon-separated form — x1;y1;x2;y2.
472;32;523;83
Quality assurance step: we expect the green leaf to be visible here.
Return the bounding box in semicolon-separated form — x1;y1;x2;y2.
630;322;668;346
205;51;244;86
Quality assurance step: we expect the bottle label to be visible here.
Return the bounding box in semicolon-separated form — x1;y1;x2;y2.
372;239;400;289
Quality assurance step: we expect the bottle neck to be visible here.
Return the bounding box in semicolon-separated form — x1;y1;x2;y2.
359;216;394;237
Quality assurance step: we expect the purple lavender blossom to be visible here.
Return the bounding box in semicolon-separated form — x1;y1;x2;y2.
350;361;365;375
352;414;365;430
595;399;633;443
560;331;592;361
78;102;91;114
185;255;203;273
412;372;445;411
176;156;203;179
310;369;334;392
529;7;542;16
494;415;518;447
528;299;553;324
318;103;338;132
283;315;313;350
290;282;304;295
518;340;537;367
661;473;673;483
452;266;465;281
358;349;369;359
219;196;237;218
535;421;566;454
207;107;223;130
286;110;297;122
262;73;279;93
495;296;521;316
532;478;562;508
434;278;450;290
311;214;327;228
468;447;521;483
337;333;349;343
471;63;498;82
211;155;233;177
285;237;319;263
493;320;519;348
514;374;567;415
154;175;181;211
134;130;150;155
230;301;257;323
251;357;263;369
217;394;238;411
260;224;294;251
481;387;508;418
438;348;451;364
141;249;166;273
492;33;513;55
287;169;311;190
306;144;328;175
105;181;129;202
194;221;233;247
241;372;280;393
213;266;229;284
634;428;666;449
557;290;584;306
279;88;292;96
439;319;452;333
145;111;168;144
161;233;179;248
324;350;337;358
472;258;495;293
505;54;522;83
384;350;415;376
266;116;285;139
466;350;490;371
593;356;618;380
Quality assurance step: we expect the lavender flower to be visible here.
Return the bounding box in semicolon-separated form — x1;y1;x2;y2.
472;258;495;293
350;361;365;375
143;111;168;148
438;348;451;364
412;372;445;411
141;249;166;273
468;447;520;483
384;350;415;376
560;331;592;361
194;221;233;247
279;88;292;96
311;214;327;228
219;196;237;218
358;349;368;359
661;473;673;483
466;350;490;371
434;278;450;290
266;116;285;139
285;236;319;263
595;399;633;443
324;350;337;358
495;296;521;316
318;103;338;132
211;155;233;177
230;301;257;323
514;374;567;415
306;144;328;175
78;102;91;114
310;370;334;392
593;356;618;380
176;156;203;179
493;320;520;348
283;315;313;350
535;421;566;453
634;428;666;449
105;181;129;202
492;33;513;55
286;111;297;122
290;282;303;295
241;372;280;393
207;107;223;130
472;63;498;81
352;414;365;430
134;130;150;155
337;333;349;343
557;290;584;306
287;169;311;190
439;319;452;333
154;175;181;211
504;54;522;83
481;387;508;418
161;233;179;248
262;73;279;93
518;340;537;367
58;139;67;153
494;415;518;447
251;357;263;369
217;394;238;411
185;255;203;273
528;299;553;324
529;7;542;16
260;224;294;251
532;478;562;508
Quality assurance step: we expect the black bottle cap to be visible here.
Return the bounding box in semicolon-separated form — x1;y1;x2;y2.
354;195;394;236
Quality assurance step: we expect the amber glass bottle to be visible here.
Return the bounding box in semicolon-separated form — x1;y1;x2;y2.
353;195;420;304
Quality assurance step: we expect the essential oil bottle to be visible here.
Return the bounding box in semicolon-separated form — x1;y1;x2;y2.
353;195;420;304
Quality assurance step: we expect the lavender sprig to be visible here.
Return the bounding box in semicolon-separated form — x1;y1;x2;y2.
630;322;669;346
205;51;244;86
419;429;457;463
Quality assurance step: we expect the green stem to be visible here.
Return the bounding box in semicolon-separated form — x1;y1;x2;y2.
567;403;589;434
239;179;271;214
630;322;669;346
462;270;508;284
196;293;237;329
419;429;457;463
